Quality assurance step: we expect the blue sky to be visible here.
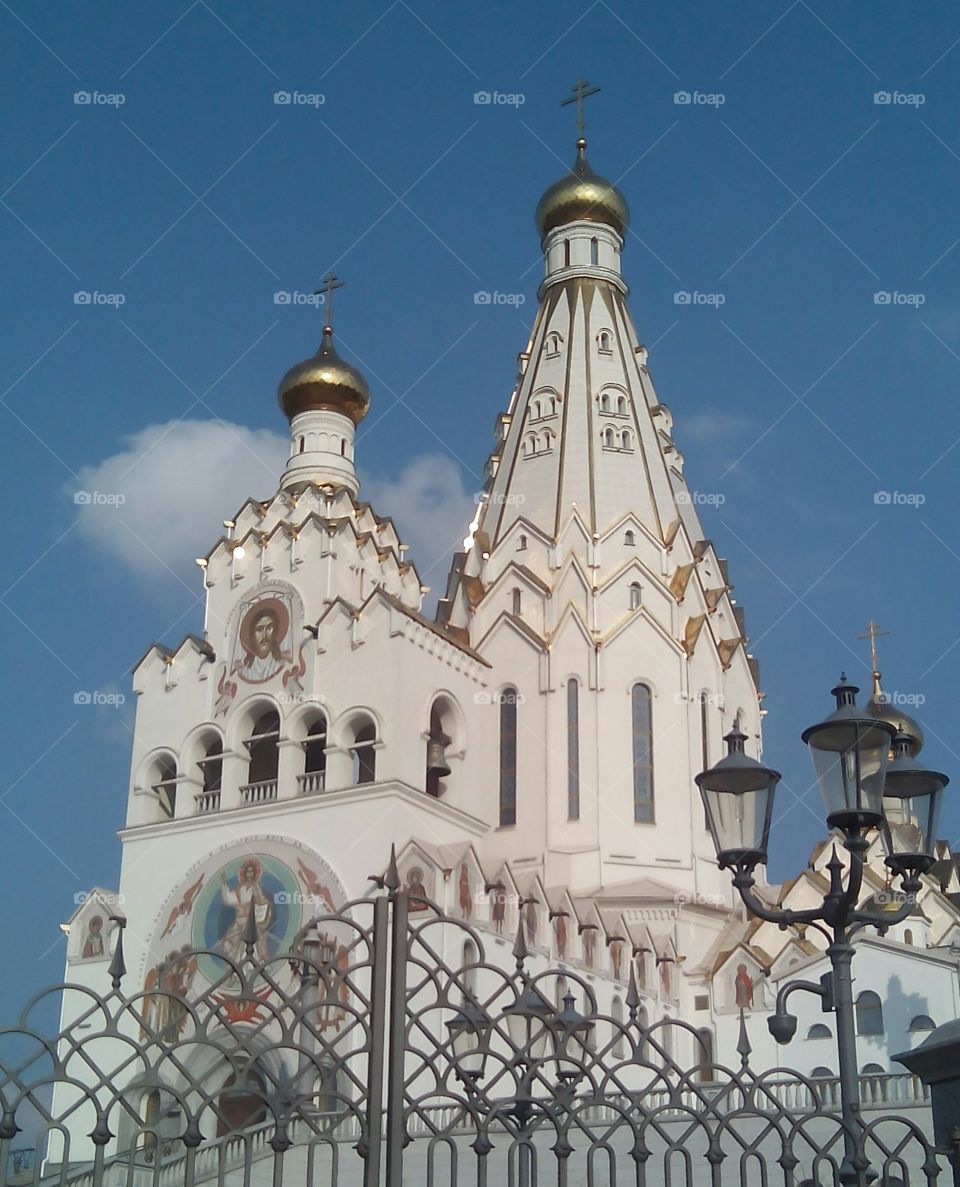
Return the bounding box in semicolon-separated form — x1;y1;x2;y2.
2;0;960;1013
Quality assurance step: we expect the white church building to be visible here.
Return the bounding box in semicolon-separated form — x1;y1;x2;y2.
59;128;960;1108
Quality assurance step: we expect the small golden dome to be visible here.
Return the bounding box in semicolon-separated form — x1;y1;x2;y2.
535;139;630;240
278;326;370;424
866;674;924;756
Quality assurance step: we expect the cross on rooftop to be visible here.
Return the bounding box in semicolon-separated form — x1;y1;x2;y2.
314;272;345;330
561;78;601;138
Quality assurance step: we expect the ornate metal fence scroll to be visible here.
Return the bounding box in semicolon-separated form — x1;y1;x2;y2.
0;876;947;1187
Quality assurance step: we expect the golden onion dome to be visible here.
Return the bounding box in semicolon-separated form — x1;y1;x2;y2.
535;138;630;241
865;674;924;757
278;326;370;424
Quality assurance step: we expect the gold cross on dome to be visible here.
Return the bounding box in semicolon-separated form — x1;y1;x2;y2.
857;618;890;673
313;272;345;329
561;78;601;138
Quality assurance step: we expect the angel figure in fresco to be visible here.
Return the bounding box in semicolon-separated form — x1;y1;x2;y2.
405;867;429;913
491;883;507;934
525;898;538;946
297;859;337;913
611;940;623;981
583;927;596;968
218;859;273;965
160;875;204;939
659;957;673;999
554;912;568;960
141;948;199;1041
233;598;292;684
735;962;760;1010
81;915;105;959
458;863;472;919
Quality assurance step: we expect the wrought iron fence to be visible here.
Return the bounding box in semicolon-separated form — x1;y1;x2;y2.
0;867;948;1186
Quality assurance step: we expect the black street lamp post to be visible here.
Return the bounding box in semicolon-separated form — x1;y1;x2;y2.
697;677;949;1187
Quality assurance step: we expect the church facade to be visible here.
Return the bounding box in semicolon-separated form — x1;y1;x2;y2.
59;130;960;1125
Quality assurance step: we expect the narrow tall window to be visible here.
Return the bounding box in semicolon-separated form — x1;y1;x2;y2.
631;683;654;822
855;991;884;1036
624;529;635;547
518;534;527;551
247;711;280;786
499;688;518;826
567;679;580;820
629;582;642;610
590;237;599;266
512;588;522;615
563;239;570;267
351;720;377;785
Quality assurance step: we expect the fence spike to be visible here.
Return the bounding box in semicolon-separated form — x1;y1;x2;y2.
737;1007;752;1066
513;915;529;967
385;844;400;892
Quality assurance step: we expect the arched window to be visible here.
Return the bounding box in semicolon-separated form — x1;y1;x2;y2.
499;688;518;826
598;329;612;353
624;529;635;547
807;1023;832;1040
425;700;452;798
511;588;522;616
539;429;553;453
600;392;611;413
909;1015;936;1033
861;1063;885;1074
631;684;654;822
518;534;527;551
629;582;642;611
244;711;280;801
696;1028;715;1083
522;433;535;457
603;427;616;448
530;398;541;419
151;756;178;819
590;237;599;266
197;737;222;812
545;331;562;357
904;928;914;945
811;1067;835;1079
545;395;556;415
855;991;884;1036
612;995;625;1057
567;678;580;820
621;429;633;450
617;394;627;416
301;717;327;794
350;718;377;785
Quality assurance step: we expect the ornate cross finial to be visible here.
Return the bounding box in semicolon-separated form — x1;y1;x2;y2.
313;271;345;332
857;618;889;675
561;78;601;139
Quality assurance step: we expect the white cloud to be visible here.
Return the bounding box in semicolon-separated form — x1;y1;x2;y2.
72;419;287;580
72;421;474;600
363;455;476;596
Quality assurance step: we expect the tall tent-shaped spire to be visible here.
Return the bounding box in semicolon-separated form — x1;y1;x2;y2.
437;105;763;892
